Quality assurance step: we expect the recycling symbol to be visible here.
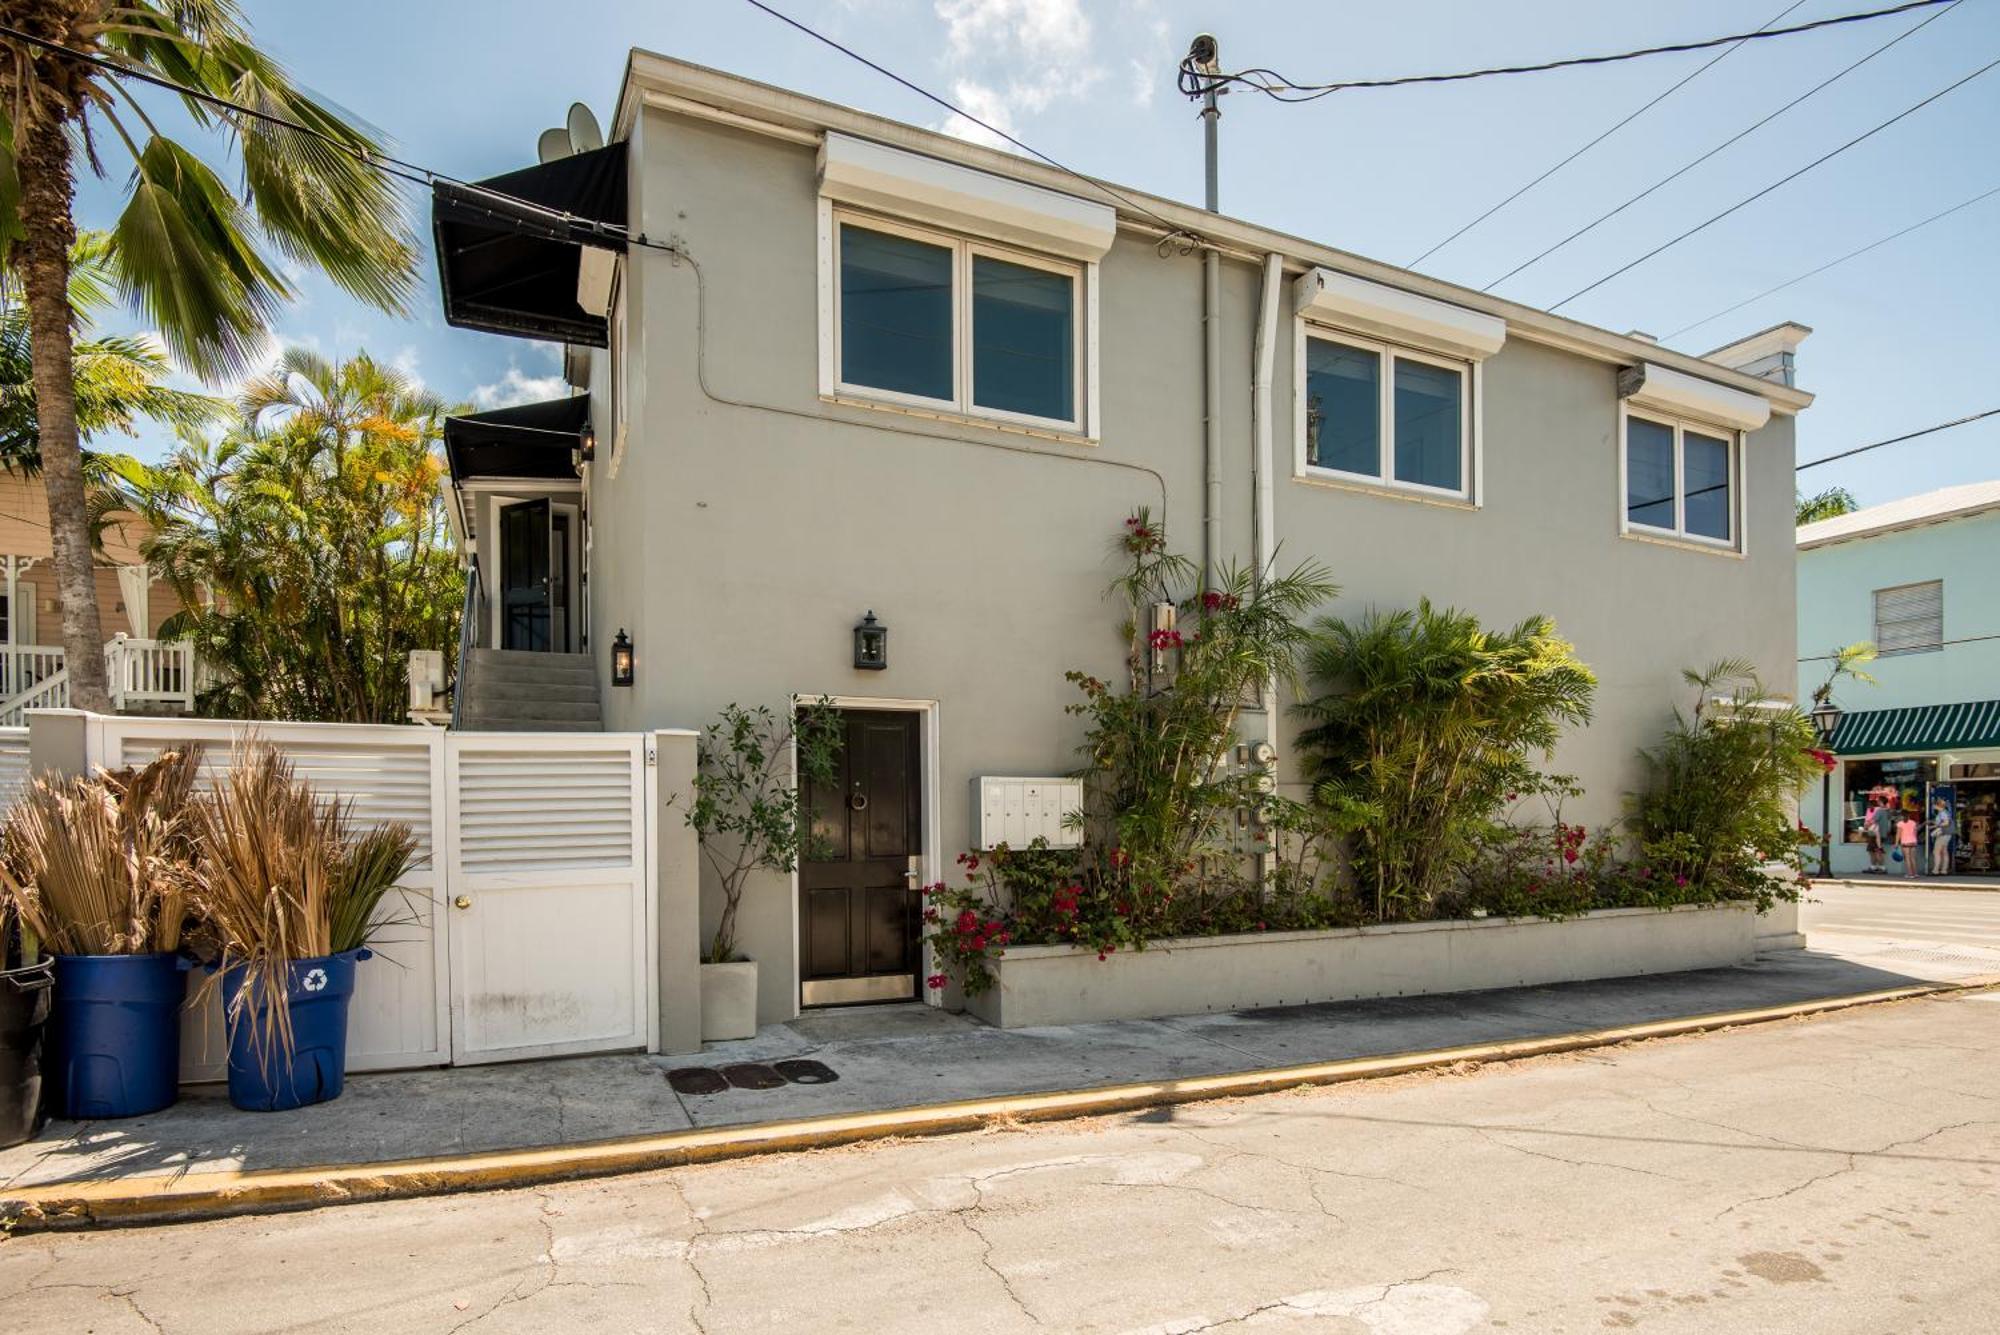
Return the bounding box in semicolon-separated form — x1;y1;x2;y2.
302;967;329;993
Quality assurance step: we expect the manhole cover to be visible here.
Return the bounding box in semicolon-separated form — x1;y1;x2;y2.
774;1059;840;1085
666;1067;728;1096
720;1063;787;1091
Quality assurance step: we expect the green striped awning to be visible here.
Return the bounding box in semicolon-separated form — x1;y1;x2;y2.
1830;700;2000;756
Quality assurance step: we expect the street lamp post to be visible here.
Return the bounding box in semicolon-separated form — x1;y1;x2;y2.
1810;697;1844;878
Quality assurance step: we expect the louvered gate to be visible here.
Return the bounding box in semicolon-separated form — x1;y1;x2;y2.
444;732;656;1064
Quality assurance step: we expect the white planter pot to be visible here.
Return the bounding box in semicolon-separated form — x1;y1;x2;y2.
699;960;759;1042
965;904;1760;1030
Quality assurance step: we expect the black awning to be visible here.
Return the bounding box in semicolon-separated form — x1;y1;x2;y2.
433;143;627;346
443;395;590;484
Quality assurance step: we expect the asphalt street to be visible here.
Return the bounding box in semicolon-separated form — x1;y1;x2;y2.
2;980;1994;1333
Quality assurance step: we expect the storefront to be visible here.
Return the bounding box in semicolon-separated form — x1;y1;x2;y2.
1826;700;2000;877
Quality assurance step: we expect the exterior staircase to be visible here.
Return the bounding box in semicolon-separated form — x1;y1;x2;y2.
455;649;603;732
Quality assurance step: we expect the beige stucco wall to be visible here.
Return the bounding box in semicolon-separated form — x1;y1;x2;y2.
586;107;1800;1025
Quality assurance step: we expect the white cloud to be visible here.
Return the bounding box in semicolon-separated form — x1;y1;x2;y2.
469;365;567;410
391;345;426;393
930;0;1107;148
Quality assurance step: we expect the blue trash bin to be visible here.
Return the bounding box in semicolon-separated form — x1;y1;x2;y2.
221;949;368;1112
49;952;189;1120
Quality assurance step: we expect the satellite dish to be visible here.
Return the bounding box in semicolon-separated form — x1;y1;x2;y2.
537;127;571;164
566;102;605;154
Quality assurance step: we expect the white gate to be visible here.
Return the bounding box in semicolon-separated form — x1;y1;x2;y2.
62;715;658;1075
444;732;657;1064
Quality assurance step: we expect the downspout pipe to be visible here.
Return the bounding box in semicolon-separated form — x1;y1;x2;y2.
1203;248;1222;584
1251;252;1282;602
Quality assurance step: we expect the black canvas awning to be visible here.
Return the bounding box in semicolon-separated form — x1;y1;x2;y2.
433;143;627;346
443;395;590;485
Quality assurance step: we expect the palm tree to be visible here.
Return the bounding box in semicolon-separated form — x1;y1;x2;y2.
0;3;414;709
1796;486;1859;526
111;347;460;723
0;229;220;471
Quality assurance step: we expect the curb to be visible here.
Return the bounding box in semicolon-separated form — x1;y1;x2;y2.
6;975;1994;1233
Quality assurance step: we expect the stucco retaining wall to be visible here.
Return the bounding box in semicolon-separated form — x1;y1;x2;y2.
964;904;1761;1029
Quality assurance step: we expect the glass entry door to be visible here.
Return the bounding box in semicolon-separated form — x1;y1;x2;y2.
499;498;551;651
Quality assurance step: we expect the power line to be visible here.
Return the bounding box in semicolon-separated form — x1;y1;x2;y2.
1548;54;2000;312
1796;409;2000;471
1407;0;1807;269
1485;0;1962;293
736;0;1200;247
1664;184;2000;340
1195;1;1955;102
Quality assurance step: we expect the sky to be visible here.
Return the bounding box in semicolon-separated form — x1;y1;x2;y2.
70;0;2000;508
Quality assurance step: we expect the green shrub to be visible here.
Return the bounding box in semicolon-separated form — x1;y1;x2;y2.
1298;601;1596;921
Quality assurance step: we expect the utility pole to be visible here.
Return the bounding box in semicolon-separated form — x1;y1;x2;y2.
1188;33;1222;211
1186;34;1225;583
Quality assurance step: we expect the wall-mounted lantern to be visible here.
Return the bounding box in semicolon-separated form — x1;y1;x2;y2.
578;419;597;464
853;611;888;671
611;628;634;686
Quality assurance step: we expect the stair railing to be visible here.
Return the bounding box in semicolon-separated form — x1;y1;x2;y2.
452;555;483;730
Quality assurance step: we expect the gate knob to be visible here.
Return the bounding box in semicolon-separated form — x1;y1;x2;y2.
454;896;473;910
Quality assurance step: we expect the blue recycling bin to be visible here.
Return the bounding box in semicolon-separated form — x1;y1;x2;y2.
221;949;369;1112
49;952;188;1119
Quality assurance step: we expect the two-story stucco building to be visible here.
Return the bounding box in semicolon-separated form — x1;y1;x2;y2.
434;54;1815;1026
1798;481;2000;879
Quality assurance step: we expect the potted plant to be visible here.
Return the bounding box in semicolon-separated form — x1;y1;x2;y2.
0;750;201;1120
0;899;55;1147
685;699;842;1041
183;741;417;1112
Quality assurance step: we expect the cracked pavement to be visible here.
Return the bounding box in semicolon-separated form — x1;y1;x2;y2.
2;987;1995;1333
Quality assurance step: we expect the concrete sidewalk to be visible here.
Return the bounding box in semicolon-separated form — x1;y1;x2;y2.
0;944;1982;1203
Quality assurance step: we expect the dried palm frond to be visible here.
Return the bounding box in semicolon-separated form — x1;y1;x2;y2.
0;749;201;956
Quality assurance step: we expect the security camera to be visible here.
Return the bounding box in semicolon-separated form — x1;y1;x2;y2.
1188;33;1219;75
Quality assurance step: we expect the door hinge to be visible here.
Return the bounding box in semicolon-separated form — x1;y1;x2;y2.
645;744;658;767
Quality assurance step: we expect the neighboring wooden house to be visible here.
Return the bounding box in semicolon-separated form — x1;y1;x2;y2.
0;469;194;721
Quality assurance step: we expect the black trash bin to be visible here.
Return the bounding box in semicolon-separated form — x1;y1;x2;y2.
0;956;54;1148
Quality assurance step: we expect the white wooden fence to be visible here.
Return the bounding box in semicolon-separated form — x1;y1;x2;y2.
0;640;198;725
15;714;666;1075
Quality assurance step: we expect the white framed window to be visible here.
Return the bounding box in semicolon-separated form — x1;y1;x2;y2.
1619;405;1741;550
826;208;1088;436
1873;580;1943;655
1296;326;1474;500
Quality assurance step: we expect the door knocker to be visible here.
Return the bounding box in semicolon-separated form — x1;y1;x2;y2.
848;782;869;812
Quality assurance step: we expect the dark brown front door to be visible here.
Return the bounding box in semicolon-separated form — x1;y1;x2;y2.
800;709;921;1007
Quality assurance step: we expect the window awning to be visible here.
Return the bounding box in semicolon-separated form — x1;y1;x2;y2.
432;143;627;347
1831;700;2000;756
442;395;590;485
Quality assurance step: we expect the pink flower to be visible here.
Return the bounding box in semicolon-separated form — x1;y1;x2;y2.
926;973;949;991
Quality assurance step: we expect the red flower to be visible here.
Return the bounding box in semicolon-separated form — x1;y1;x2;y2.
956;909;979;933
1147;628;1184;651
923;907;940;923
926;973;949;991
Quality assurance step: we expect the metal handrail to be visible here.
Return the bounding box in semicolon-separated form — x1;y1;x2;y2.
452;555;482;729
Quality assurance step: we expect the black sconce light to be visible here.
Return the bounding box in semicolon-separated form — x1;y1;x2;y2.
578;419;597;464
853;611;888;671
611;628;634;687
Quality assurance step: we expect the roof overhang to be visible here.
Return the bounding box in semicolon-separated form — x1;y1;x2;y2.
443;395;591;488
617;51;1814;417
433;144;629;347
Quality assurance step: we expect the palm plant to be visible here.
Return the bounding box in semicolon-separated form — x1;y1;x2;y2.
0;230;220;472
1298;601;1597;921
1795;487;1859;526
0;746;199;955
109;348;461;722
0;3;415;710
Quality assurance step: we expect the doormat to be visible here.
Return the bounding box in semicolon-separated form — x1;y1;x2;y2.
665;1059;840;1097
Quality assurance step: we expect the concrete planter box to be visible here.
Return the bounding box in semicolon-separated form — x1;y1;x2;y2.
699;961;759;1042
964;904;1760;1030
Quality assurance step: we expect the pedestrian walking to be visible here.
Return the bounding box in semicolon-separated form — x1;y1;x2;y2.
1931;798;1955;876
1871;797;1898;875
1897;813;1921;879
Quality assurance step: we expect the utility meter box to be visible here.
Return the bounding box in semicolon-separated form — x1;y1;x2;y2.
973;777;1084;850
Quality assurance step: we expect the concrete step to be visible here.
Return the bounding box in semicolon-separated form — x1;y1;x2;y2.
465;663;600;686
459;698;603;726
454;716;603;733
468;649;594;670
461;679;601;705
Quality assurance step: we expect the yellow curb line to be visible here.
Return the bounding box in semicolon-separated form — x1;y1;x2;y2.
6;975;1995;1233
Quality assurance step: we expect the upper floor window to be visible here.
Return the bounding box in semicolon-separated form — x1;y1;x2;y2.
1302;330;1470;498
1874;580;1943;655
1622;409;1738;547
834;214;1082;432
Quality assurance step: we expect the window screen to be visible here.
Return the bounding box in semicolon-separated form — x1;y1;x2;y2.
1873;581;1943;655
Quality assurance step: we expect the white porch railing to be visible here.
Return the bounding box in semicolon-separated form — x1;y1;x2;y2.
0;638;198;725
